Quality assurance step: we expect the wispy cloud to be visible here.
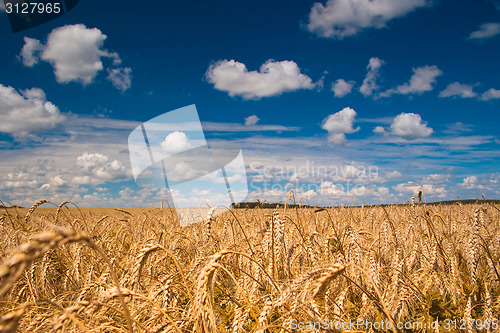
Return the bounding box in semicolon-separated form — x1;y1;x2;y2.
360;57;384;97
0;109;497;207
107;67;132;91
444;122;474;134
480;88;500;101
468;22;500;40
439;82;478;98
306;0;429;38
202;122;301;132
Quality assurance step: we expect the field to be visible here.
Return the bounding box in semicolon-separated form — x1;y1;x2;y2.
0;197;499;332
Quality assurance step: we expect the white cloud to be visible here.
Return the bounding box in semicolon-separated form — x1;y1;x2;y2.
0;101;498;207
107;67;132;91
439;82;477;98
160;131;193;155
381;65;442;97
468;23;500;40
394;182;446;197
20;37;44;67
332;79;355;97
423;173;448;184
385;170;402;179
360;57;384;96
377;186;390;196
318;181;344;196
21;24;123;86
316;181;377;198
245;115;260;126
75;152;127;183
460;174;500;191
481;88;500;101
390;112;433;140
373;126;387;134
205;59;316;99
0;84;65;134
50;175;66;187
76;152;109;170
71;176;98;186
41;175;66;189
306;0;428;38
203;121;300;132
330;164;381;184
321;107;360;145
445;122;473;134
461;176;481;189
1;172;38;190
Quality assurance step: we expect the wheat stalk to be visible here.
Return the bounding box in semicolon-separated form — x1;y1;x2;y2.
0;226;134;333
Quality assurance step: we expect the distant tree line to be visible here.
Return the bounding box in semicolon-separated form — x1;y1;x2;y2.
231;199;500;209
0;205;24;208
231;202;317;209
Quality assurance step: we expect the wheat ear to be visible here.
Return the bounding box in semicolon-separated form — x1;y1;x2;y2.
0;226;134;333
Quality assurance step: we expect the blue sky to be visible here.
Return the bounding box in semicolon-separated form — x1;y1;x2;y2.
0;0;499;207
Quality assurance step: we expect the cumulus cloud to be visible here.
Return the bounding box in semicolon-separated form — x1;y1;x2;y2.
0;84;65;134
1;172;38;190
41;175;67;189
460;174;500;191
316;181;377;198
20;37;44;67
461;176;480;189
318;181;344;196
439;82;477;98
394;182;446;197
321;107;360;145
468;23;500;40
332;79;355;97
481;88;500;101
107;67;132;91
373;126;386;134
423;173;448;184
21;24;126;87
205;59;316;99
360;57;384;97
76;153;109;171
160;131;193;155
74;152;127;184
390;112;433;140
50;175;66;186
306;0;428;38
385;170;402;179
381;65;442;97
245;115;260;126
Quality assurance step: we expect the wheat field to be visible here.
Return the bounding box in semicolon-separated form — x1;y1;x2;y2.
0;196;498;332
